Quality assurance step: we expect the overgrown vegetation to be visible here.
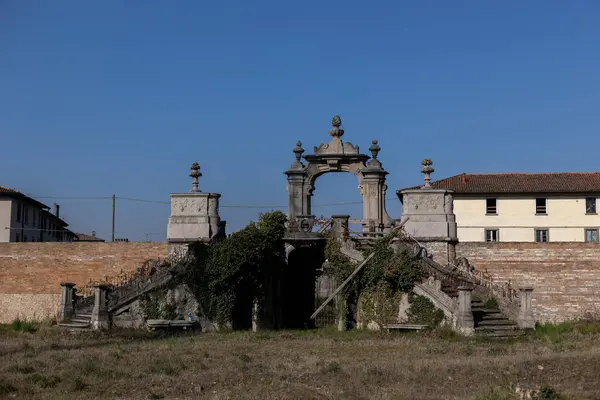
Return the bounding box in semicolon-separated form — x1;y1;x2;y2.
140;290;178;320
406;293;445;327
325;231;426;325
178;211;288;326
536;320;600;342
11;319;38;333
324;232;424;296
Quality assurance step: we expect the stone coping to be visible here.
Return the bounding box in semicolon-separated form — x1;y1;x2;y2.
169;192;221;198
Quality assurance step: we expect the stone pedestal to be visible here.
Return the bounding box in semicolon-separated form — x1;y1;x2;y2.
91;284;112;330
58;282;75;321
398;188;458;265
167;192;224;243
517;286;535;329
456;286;474;336
331;215;350;240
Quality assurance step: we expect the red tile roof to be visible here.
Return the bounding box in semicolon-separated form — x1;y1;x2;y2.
0;185;49;208
0;186;20;194
399;173;600;194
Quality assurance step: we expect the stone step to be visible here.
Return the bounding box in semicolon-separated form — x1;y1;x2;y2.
476;319;516;327
476;323;518;331
472;310;503;316
71;317;91;324
75;313;92;318
477;311;507;319
476;329;526;338
58;321;91;329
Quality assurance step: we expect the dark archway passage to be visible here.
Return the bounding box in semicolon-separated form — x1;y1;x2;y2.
281;245;325;329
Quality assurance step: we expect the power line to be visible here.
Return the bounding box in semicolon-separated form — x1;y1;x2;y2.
27;195;400;209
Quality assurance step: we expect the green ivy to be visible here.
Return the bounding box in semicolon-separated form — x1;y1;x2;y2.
324;232;424;297
406;293;444;328
324;232;425;324
140;290;178;320
177;211;287;326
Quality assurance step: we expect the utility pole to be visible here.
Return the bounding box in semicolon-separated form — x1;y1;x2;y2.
111;194;116;242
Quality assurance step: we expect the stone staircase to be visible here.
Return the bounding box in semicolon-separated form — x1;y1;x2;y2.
341;230;529;337
472;299;523;338
58;312;92;331
58;258;186;331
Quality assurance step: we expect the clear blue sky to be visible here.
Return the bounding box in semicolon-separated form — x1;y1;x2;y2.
1;1;599;241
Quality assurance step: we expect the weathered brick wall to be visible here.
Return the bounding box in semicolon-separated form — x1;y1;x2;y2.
456;242;600;323
0;242;168;322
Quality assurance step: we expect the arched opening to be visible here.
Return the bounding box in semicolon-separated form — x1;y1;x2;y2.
309;172;364;233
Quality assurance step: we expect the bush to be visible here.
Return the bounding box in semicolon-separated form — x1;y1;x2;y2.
11;319;38;333
536;386;564;400
406;294;444;328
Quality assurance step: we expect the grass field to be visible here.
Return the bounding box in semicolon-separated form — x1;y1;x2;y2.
1;322;599;399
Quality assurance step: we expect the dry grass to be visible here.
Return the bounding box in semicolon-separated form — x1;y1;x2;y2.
0;325;599;399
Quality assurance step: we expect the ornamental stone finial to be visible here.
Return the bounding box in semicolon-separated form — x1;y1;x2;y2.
189;162;202;192
329;115;344;138
421;159;434;188
293;141;304;162
369;139;381;160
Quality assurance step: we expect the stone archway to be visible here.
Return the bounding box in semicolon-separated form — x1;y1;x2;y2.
284;115;395;234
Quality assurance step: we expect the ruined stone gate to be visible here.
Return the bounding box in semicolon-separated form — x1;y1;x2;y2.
284;115;395;235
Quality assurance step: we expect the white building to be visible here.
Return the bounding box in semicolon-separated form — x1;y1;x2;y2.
401;172;600;243
0;186;75;242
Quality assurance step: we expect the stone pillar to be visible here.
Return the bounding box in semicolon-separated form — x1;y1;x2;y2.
58;282;75;321
331;214;350;240
456;286;474;336
285;171;310;219
517;286;535;329
397;160;458;265
360;140;391;234
167;162;225;244
91;283;112;330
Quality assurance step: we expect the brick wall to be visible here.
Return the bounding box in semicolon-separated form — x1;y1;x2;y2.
0;242;168;322
456;242;600;323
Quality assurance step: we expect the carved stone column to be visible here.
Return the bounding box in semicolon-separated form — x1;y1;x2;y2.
517;286;535;329
58;282;75;321
456;286;474;336
167;162;224;244
361;168;388;233
91;283;112;330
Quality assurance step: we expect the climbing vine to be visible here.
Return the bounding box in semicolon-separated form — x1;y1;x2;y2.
324;231;424;296
406;293;444;327
178;211;287;326
324;231;426;326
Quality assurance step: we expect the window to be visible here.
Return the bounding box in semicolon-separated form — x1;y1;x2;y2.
585;229;599;243
24;235;28;242
32;210;36;227
24;206;28;224
586;198;597;214
16;203;22;222
15;233;20;242
486;198;497;214
536;198;547;214
485;229;499;242
535;229;549;242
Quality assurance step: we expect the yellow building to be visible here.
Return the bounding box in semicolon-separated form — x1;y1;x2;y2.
409;173;600;243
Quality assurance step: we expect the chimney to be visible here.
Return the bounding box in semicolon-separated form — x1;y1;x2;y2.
92;231;96;238
53;203;60;218
460;174;468;184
